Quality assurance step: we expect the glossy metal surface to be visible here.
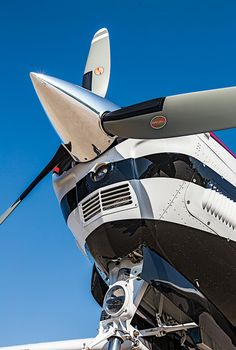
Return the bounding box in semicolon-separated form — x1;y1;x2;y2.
141;247;236;347
107;337;122;350
30;73;119;162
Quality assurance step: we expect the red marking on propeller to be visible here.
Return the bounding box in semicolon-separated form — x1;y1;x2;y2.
150;116;167;129
53;166;60;174
94;66;104;75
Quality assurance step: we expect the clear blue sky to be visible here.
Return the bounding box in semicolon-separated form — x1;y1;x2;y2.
0;0;236;346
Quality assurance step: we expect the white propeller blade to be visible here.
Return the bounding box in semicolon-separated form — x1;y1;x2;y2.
82;28;110;97
102;87;236;139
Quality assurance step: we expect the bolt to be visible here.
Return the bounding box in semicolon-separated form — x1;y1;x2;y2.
132;340;140;349
195;279;200;287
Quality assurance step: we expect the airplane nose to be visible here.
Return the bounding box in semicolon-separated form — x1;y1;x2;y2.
30;72;119;162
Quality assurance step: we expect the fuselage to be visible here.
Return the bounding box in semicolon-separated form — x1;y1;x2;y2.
53;133;236;336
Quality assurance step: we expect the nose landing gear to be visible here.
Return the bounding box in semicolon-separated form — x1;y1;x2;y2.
86;258;197;350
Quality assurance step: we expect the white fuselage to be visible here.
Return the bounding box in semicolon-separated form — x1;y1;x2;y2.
52;133;236;256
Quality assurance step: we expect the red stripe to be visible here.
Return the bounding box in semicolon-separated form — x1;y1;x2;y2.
210;132;236;159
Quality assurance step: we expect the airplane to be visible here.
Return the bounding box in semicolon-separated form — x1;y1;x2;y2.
0;27;236;350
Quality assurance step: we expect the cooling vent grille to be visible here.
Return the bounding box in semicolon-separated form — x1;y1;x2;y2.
202;189;236;229
101;183;132;211
81;183;134;223
82;193;101;222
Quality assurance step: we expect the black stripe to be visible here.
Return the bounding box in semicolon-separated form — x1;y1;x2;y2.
82;71;92;91
61;187;77;222
60;152;236;221
102;97;165;122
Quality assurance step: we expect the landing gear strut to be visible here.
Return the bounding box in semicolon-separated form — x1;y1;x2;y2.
86;257;197;350
108;337;123;350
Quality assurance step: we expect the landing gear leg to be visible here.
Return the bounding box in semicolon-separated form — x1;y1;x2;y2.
86;257;148;350
87;257;198;350
108;337;123;350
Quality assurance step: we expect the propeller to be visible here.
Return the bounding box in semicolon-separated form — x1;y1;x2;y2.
30;72;118;162
0;145;71;225
102;87;236;139
0;28;113;225
2;27;236;226
82;28;110;97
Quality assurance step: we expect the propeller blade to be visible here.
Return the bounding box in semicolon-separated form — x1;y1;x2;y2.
102;87;236;139
0;145;71;225
82;28;110;97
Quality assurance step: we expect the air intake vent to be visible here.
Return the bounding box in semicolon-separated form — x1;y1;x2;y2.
101;183;132;211
82;193;101;222
202;189;236;229
80;182;137;224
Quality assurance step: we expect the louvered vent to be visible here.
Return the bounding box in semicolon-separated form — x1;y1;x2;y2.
80;182;136;224
202;189;236;229
82;193;101;222
101;183;132;211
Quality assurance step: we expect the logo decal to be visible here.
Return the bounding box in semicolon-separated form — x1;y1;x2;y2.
94;66;104;75
150;116;167;129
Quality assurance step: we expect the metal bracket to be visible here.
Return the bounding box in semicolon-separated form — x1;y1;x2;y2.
138;322;198;338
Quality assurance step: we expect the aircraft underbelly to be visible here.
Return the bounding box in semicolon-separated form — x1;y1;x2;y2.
86;219;236;328
66;176;236;327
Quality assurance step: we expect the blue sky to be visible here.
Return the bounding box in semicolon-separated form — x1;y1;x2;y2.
0;0;236;346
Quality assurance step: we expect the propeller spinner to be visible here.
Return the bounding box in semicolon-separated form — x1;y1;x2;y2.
30;72;118;162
